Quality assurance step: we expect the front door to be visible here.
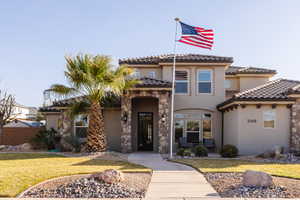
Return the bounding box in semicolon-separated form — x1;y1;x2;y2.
138;112;153;151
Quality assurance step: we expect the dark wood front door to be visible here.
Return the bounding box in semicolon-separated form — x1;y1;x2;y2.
138;112;153;151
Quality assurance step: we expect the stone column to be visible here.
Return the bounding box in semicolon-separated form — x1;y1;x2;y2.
158;92;170;154
120;94;132;153
291;99;300;152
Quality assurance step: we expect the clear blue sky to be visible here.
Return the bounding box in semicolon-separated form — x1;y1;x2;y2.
0;0;299;107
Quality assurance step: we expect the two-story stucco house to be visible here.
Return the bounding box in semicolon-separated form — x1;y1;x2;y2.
40;54;300;155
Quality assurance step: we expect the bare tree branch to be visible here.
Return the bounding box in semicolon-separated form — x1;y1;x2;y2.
0;90;16;128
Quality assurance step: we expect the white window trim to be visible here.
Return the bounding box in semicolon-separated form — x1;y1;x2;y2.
197;69;213;95
185;120;202;143
148;71;156;78
174;112;213;143
175;69;189;95
74;114;89;137
262;110;276;129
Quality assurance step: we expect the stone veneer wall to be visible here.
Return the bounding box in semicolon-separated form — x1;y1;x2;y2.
291;99;300;151
121;90;171;153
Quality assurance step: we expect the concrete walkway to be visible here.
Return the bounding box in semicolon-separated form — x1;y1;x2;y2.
128;152;219;199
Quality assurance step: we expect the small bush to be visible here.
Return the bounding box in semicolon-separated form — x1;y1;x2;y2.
220;144;239;158
183;149;192;157
176;148;192;157
30;128;60;150
176;148;185;156
194;144;208;157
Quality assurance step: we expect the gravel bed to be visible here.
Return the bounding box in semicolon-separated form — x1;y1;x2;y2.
23;177;145;198
204;172;300;198
22;172;151;198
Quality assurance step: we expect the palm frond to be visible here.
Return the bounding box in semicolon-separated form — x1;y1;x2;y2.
67;101;90;118
49;84;78;98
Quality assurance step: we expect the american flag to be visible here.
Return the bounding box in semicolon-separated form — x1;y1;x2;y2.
178;21;214;50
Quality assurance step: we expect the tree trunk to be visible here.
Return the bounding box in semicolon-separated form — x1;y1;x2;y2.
0;124;3;145
86;101;107;152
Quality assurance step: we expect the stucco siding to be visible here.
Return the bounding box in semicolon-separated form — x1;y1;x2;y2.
104;109;122;151
45;114;60;131
237;105;290;155
225;77;239;91
224;109;239;147
240;77;269;91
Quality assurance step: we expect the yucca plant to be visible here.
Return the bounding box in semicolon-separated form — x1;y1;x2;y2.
49;54;138;152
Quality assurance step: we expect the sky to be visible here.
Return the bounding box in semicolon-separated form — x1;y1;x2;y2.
0;0;299;107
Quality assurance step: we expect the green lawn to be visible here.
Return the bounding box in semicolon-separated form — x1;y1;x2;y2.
174;159;300;179
0;153;150;197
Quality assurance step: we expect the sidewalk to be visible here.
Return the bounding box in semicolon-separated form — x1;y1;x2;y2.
128;152;219;199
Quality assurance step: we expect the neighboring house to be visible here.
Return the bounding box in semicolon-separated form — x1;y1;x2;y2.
4;119;42;128
40;54;300;155
13;103;38;120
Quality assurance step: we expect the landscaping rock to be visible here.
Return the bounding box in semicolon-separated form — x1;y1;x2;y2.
19;143;32;151
92;169;124;184
23;177;144;198
0;145;7;151
243;170;273;187
258;150;275;158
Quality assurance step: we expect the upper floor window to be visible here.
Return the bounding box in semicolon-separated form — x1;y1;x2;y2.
148;71;156;78
197;70;212;94
132;69;140;78
263;110;276;129
224;80;232;89
175;70;189;94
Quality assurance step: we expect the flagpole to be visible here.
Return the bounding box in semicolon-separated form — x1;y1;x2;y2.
169;17;180;159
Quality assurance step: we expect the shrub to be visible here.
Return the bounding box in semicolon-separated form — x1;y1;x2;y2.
194;144;208;157
176;148;192;157
64;135;83;153
220;144;239;158
176;148;185;156
183;148;192;157
30;128;60;150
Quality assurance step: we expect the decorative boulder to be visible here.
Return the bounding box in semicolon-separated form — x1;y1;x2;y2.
92;169;124;184
243;170;273;187
19;143;32;151
0;145;7;151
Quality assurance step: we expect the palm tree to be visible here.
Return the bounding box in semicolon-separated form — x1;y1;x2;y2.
49;54;138;152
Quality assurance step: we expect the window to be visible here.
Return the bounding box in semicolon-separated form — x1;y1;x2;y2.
263;110;276;128
174;112;213;144
175;120;184;143
197;70;212;94
175;70;188;94
148;71;156;78
203;114;212;140
132;69;140;78
186;120;200;143
224;80;232;89
74;114;88;138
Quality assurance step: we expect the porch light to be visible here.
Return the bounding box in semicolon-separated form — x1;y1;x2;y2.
161;113;167;123
121;112;128;122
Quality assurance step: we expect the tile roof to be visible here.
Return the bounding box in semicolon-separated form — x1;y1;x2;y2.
218;79;300;108
40;78;171;112
226;66;277;75
135;77;172;88
287;84;300;95
119;54;233;65
39;94;121;112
